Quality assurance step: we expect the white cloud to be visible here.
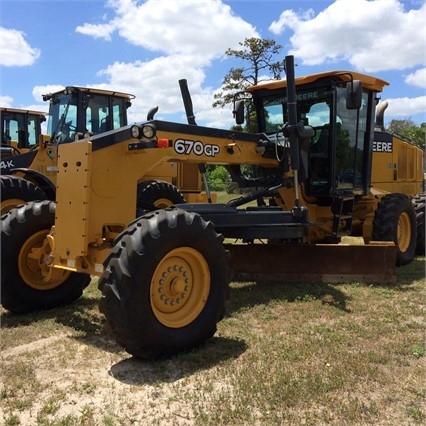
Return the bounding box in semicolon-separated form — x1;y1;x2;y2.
0;88;57;115
269;0;426;73
32;85;66;103
0;92;49;113
77;0;257;57
386;96;426;120
75;22;116;41
22;104;49;114
269;8;315;34
405;67;426;89
0;95;13;107
0;27;40;66
94;54;235;127
73;0;258;127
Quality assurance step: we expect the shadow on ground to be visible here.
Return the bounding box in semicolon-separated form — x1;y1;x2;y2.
109;336;247;385
226;279;353;316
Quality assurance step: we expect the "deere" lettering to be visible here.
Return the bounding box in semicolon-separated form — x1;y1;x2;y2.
373;141;393;152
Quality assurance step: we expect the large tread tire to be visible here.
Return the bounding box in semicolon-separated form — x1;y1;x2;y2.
372;193;417;266
99;208;229;360
1;200;91;313
136;180;186;214
1;174;46;214
412;193;425;255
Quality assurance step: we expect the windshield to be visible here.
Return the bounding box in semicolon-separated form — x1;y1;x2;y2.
47;93;76;143
256;83;370;195
335;86;369;190
259;88;333;134
47;91;128;144
2;111;42;149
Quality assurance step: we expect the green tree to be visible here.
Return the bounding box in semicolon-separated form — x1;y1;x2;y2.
210;38;285;186
205;165;231;191
212;37;284;109
386;119;425;149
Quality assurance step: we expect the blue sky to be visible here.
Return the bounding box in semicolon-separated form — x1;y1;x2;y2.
1;0;425;129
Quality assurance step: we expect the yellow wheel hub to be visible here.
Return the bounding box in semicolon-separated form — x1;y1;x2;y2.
18;229;71;290
397;211;411;252
150;247;210;328
1;198;24;214
153;198;174;209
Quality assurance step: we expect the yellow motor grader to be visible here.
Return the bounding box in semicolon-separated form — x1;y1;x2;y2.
232;66;425;265
2;56;418;360
1;86;206;214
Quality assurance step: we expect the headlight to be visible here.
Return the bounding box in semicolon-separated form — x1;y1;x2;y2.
130;124;156;139
142;124;155;138
130;125;141;138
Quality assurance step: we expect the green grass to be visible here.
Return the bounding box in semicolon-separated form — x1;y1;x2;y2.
1;257;425;425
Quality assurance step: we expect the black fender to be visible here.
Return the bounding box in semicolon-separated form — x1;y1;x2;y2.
0;150;37;173
10;168;56;201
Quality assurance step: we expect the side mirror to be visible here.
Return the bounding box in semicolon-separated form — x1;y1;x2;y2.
346;80;362;110
234;100;245;125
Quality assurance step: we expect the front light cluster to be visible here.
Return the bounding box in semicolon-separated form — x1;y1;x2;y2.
130;123;156;140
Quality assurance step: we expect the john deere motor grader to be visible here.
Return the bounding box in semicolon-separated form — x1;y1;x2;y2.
0;87;134;213
232;67;425;265
2;56;399;359
1;86;204;214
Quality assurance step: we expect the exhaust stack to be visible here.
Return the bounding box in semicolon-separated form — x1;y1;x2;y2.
375;100;388;130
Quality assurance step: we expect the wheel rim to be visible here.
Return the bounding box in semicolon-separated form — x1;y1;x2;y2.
150;247;210;328
18;229;71;290
153;198;175;208
397;211;411;253
1;198;24;214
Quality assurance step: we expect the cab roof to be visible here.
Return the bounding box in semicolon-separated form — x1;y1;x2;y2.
0;107;47;117
43;86;135;100
247;70;389;93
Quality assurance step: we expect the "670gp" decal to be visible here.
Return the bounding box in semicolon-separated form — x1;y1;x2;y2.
174;139;220;157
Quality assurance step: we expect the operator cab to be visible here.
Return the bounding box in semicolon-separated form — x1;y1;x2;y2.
43;86;134;144
240;71;387;201
1;107;46;156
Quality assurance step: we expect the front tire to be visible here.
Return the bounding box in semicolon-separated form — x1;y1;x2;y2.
99;208;229;359
372;194;417;266
1;201;91;313
136;180;186;214
412;194;425;255
1;175;46;214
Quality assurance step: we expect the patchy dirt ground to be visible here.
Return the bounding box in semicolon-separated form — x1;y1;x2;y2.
1;328;213;425
1;265;425;425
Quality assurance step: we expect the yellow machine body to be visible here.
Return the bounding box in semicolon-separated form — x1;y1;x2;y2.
371;133;424;195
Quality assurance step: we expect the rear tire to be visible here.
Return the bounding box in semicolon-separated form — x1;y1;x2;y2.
372;194;417;266
99;208;229;359
412;194;425;255
1;174;46;214
136;180;186;215
1;200;91;313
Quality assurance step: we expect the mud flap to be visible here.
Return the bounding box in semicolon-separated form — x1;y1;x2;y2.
227;242;397;284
